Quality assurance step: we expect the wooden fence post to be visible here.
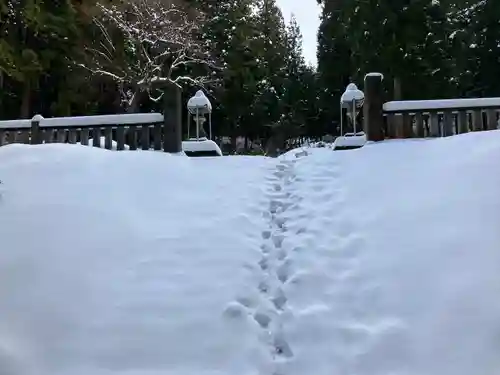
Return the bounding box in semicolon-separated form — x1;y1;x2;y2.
163;83;183;153
31;114;43;144
363;73;385;141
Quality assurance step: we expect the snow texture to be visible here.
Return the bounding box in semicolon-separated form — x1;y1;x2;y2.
84;138;130;150
340;83;364;104
82;136;221;154
333;133;367;148
365;72;384;80
187;90;212;115
0;113;163;129
182;139;222;155
384;97;500;112
0;119;31;129
1;130;500;375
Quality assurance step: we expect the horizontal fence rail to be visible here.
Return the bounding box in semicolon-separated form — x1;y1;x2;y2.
383;97;500;112
362;73;500;141
383;100;500;138
0;113;167;151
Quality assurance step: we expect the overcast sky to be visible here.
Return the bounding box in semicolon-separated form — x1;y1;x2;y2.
276;0;321;66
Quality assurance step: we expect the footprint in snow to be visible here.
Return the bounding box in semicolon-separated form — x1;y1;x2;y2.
223;301;248;320
262;230;272;240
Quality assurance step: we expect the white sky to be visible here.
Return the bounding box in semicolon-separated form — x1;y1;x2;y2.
276;0;321;66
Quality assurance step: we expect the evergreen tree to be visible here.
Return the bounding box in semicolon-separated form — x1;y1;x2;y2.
251;0;288;139
195;0;261;142
281;14;317;138
0;0;80;118
316;0;352;134
451;0;500;96
1;0;500;148
331;0;456;99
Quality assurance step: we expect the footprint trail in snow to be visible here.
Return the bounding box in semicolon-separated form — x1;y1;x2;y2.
276;150;407;375
252;155;305;375
225;148;407;375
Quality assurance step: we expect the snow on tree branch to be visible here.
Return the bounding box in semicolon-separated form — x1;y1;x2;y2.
79;0;219;110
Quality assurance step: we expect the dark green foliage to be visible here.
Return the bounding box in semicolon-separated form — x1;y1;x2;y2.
0;0;499;145
0;0;82;117
316;0;500;133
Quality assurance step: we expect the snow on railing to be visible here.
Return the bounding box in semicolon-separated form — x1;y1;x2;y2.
382;98;500;138
383;97;500;112
363;73;500;141
0;119;32;129
0;113;166;151
0;113;163;129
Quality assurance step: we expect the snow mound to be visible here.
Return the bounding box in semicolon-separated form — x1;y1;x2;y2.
84;137;130;150
276;130;500;375
0;143;273;375
1;130;500;375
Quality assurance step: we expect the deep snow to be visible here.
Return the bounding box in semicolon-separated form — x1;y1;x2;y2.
1;130;500;375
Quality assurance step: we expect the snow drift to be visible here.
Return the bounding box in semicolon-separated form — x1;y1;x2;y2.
0;130;499;375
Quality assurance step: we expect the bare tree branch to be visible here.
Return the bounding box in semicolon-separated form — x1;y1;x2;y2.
80;0;220;111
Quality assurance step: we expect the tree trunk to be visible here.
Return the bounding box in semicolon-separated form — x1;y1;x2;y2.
127;88;143;113
265;128;286;157
393;76;402;100
123;88;142;145
162;82;182;153
230;123;238;153
20;80;32;119
393;76;403;138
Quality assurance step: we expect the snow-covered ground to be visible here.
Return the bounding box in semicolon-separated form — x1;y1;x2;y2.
1;130;500;375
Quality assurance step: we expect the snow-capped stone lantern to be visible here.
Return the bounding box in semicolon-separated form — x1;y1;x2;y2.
340;83;364;134
333;83;367;150
187;90;212;140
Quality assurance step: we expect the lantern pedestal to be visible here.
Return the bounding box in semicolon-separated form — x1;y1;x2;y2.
333;83;367;151
184;90;222;157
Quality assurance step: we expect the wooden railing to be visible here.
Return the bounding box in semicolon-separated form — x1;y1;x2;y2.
0;113;181;152
363;74;500;140
383;99;500;138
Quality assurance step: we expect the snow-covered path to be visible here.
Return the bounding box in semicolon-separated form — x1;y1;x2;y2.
275;136;500;375
1;131;500;375
0;145;274;375
269;150;407;375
